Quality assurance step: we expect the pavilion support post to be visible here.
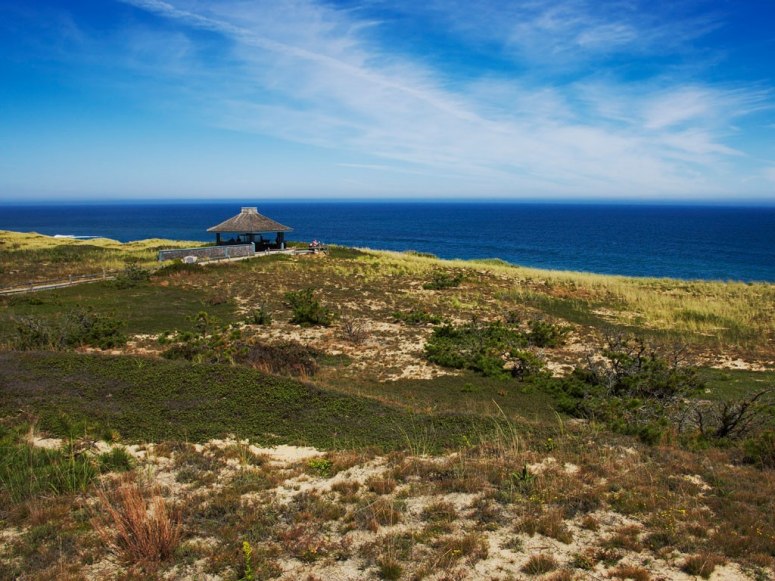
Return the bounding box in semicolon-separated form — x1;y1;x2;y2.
216;233;222;245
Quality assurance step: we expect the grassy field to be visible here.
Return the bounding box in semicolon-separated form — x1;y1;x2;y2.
0;229;204;286
1;231;774;580
0;351;498;450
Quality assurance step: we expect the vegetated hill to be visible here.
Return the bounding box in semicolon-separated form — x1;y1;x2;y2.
0;351;490;449
0;230;774;580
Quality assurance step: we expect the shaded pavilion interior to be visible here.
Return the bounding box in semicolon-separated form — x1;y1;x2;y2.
207;207;293;250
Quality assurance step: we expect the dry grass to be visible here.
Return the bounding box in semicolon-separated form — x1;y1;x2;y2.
680;553;727;579
354;248;775;350
0;230;202;286
522;553;559;575
609;563;651;580
91;477;182;566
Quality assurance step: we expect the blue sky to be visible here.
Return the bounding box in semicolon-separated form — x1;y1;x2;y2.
1;0;774;202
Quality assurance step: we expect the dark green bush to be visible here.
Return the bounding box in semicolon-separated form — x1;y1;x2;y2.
13;309;126;350
393;309;443;325
507;349;546;380
285;288;334;327
527;320;570;347
113;264;150;289
551;335;704;444
743;430;775;469
423;271;464;290
425;320;528;378
161;319;244;365
405;250;437;258
245;305;273;325
7;295;45;306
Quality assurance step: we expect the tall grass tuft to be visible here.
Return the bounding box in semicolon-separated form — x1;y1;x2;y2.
92;478;182;565
0;440;98;506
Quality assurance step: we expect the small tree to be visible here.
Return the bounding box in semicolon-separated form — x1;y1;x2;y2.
284;288;334;327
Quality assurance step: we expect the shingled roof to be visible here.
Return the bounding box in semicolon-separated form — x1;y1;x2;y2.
207;207;293;234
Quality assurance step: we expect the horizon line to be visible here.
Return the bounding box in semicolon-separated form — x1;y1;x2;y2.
1;197;775;207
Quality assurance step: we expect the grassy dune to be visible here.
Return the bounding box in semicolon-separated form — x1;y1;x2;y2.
0;229;204;286
1;231;774;580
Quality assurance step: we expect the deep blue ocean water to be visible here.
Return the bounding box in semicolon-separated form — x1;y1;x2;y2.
1;202;774;282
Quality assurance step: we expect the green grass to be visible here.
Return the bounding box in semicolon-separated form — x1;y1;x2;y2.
323;373;559;425
0;351;502;450
0;436;99;506
0;280;238;338
0;229;203;286
697;368;775;401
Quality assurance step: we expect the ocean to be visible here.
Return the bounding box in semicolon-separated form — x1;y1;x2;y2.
1;201;774;282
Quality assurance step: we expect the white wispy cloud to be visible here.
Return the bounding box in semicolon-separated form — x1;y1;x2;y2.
112;0;773;198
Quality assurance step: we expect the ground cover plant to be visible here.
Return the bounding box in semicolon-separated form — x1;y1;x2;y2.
1;231;774;579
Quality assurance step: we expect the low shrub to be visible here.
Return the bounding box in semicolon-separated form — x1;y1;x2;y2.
113;264;150;289
161;317;243;365
527;319;570;347
339;317;368;344
13;308;126;350
507;349;546;380
424;320;530;378
245;305;273;326
285;288;334;327
423;271;464;290
743;430;775;469
404;250;437;258
552;335;704;443
393;309;443;325
522;554;558;575
98;447;135;473
238;340;320;377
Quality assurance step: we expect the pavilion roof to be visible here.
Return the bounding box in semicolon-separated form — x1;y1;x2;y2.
207;207;293;234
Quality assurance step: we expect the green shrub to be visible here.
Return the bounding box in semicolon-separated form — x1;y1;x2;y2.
527;319;570;347
307;457;333;477
161;320;244;365
743;430;775;469
113;264;150;289
284;288;334;327
423;271;464;290
13;308;126;350
162;323;320;377
405;250;437;258
98;447;134;473
425;320;528;378
507;349;546;379
552;335;704;443
245;305;272;325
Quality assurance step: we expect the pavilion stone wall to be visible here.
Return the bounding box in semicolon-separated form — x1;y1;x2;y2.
158;244;255;262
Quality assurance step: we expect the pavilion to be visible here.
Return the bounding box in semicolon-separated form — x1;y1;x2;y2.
207;207;293;250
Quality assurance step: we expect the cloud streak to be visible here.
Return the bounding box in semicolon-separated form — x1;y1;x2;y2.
100;0;775;198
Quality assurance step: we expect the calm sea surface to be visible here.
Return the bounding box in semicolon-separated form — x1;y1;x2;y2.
1;202;774;281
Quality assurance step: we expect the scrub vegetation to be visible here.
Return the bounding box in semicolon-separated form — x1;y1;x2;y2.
0;231;773;580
